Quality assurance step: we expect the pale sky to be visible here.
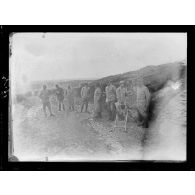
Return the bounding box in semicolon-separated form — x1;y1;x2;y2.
10;33;187;93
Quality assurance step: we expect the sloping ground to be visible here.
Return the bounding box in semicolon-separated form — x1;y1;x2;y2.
12;85;186;161
13;96;144;161
80;60;186;102
143;83;186;161
86;118;144;160
13;101;106;161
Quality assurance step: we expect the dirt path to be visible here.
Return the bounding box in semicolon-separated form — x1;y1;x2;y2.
86;118;144;160
12;85;186;162
13;98;145;161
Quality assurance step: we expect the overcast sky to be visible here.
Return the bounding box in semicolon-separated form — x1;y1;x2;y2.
11;33;187;85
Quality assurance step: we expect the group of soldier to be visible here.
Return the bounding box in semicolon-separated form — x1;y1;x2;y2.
39;83;91;117
93;78;151;127
39;84;73;117
39;78;151;128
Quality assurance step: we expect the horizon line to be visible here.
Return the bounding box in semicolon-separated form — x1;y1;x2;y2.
31;58;187;83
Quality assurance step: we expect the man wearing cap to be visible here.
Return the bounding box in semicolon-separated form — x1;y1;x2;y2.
80;83;90;113
39;85;55;117
55;84;65;111
105;81;117;121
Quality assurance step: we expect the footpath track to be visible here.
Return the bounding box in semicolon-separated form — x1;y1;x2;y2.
13;99;144;161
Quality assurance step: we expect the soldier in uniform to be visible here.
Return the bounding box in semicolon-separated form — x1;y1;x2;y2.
67;85;75;111
39;85;55;117
125;80;138;122
80;83;90;113
135;78;151;127
115;81;126;120
55;84;65;111
93;83;102;119
125;80;137;108
105;81;117;121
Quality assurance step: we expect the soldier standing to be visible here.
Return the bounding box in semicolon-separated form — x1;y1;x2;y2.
80;83;90;113
115;81;126;120
93;83;102;119
105;81;117;121
125;80;137;109
67;85;75;111
55;84;65;111
39;85;55;117
135;78;151;127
